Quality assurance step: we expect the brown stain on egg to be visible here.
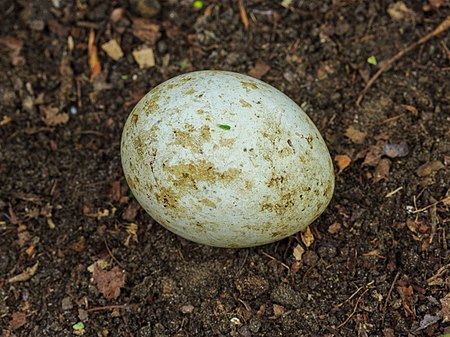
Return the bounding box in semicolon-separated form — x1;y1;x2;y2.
241;81;258;91
239;99;252;108
131;113;139;126
172;124;202;152
144;94;161;115
155;186;179;209
260;191;295;215
166;160;240;191
219;137;236;147
200;125;211;141
183;88;196;95
199;198;217;208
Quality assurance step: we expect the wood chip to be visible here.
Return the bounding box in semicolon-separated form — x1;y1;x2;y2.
132;47;155;68
335;154;351;172
416;160;445;177
301;227;314;247
328;222;341;234
93;266;126;300
101;39;124;61
374;158;391;182
293;244;305;261
248;61;271;79
8;262;39;283
40;106;69;126
9;312;27;330
345;126;367;144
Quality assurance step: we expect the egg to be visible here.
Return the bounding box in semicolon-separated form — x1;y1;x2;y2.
121;71;334;248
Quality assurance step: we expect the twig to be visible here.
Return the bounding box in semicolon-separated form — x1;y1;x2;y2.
412;196;450;214
238;0;249;31
261;251;290;270
356;16;450;107
382;271;400;324
337;287;370;329
104;237;125;270
86;304;135;312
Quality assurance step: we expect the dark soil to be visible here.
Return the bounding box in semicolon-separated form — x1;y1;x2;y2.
1;0;449;336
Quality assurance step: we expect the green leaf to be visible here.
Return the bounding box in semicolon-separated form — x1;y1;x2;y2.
367;55;377;65
73;322;85;331
193;0;203;9
437;335;450;337
219;124;231;130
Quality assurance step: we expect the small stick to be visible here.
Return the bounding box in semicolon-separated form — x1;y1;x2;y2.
238;0;249;31
412;196;450;214
104;237;125;270
337;287;370;329
86;304;135;312
261;251;290;270
357;16;450;107
382;271;400;324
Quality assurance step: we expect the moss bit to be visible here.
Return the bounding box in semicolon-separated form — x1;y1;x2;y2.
219;124;231;130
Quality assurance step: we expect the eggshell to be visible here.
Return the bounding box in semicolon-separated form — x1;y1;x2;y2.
121;71;334;248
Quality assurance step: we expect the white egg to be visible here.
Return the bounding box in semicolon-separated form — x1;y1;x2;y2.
121;71;334;248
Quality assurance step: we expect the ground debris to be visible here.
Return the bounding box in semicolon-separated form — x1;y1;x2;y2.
133;47;155;68
441;293;450;323
345;126;367;144
416;160;445;177
383;143;409;158
8;262;39;283
8;312;27;330
397;285;415;318
132;18;161;45
335;154;351;173
93;266;126;300
40;105;69;126
101;40;124;61
248;61;271;79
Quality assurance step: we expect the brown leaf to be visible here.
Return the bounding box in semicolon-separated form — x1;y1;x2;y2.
110;8;126;22
328;222;341;234
110;181;122;202
374;158;391;182
345;126;367;144
93;266;126;300
301;227;314;247
8;262;39;283
40;106;69;126
88;30;101;81
273;304;285;317
292;244;305;261
397;285;415;318
363;145;383;167
9;312;27;330
416;160;445;177
122;200;141;221
387;2;416;21
0;37;25;66
132;47;155;69
248;61;271;79
440;292;450;323
101;40;124;61
382;328;395;337
132;18;161;45
335;154;351;172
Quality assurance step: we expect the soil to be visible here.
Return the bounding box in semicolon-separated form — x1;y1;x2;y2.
0;0;449;336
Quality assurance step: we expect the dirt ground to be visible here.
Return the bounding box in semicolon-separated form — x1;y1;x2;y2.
1;0;449;336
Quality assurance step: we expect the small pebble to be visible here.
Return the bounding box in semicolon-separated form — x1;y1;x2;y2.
180;304;194;314
61;296;73;310
129;0;161;19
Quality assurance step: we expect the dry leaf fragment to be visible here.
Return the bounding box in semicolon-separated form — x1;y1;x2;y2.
133;47;155;68
301;227;314;247
335;154;351;172
101;40;124;61
293;244;305;261
328;222;341;234
416;160;445;177
363;145;383;167
273;304;285;317
0;37;25;66
93;266;126;300
8;262;39;283
9;312;27;330
132;18;161;45
387;2;416;21
345;126;367;144
59;51;74;106
397;285;415;318
440;292;450;323
88;30;101;81
248;61;271;79
374;158;391;182
40;106;69;126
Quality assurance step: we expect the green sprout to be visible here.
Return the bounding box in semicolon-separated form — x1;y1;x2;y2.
193;1;203;9
219;124;231;130
72;322;85;331
121;74;129;80
367;55;377;65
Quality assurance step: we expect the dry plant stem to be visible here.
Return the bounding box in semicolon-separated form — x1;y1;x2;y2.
356;15;450;107
382;271;401;324
238;0;249;30
86;304;135;312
